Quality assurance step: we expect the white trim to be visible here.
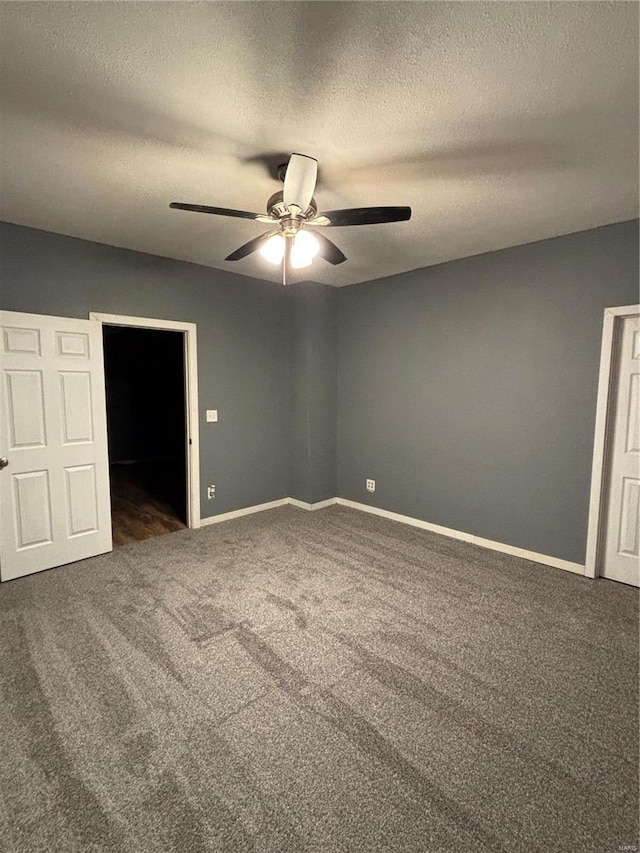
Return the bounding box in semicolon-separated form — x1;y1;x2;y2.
585;305;640;579
334;498;585;575
289;498;338;511
89;312;201;529
200;498;290;525
201;497;335;523
90;313;197;332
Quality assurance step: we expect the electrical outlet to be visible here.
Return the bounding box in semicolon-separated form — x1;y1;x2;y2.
366;479;375;492
207;484;216;500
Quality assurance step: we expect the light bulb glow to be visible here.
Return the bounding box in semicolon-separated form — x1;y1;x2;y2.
260;233;285;264
290;230;320;269
259;230;320;268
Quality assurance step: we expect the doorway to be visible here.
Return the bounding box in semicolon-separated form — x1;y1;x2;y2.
103;325;187;545
91;312;200;544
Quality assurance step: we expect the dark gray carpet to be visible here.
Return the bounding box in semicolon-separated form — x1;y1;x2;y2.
0;505;638;853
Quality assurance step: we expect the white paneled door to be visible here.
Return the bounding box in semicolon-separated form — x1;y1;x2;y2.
602;314;640;587
0;311;112;581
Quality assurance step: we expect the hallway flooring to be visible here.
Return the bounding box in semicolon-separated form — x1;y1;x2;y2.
109;461;186;546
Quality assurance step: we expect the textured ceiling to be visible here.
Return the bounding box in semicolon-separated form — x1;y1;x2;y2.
0;2;638;287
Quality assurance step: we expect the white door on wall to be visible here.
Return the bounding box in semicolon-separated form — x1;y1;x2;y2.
0;311;112;581
602;314;640;587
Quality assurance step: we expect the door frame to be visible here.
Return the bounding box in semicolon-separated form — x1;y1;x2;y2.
585;304;640;579
90;312;201;530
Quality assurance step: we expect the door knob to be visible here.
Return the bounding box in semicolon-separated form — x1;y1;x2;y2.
0;457;8;469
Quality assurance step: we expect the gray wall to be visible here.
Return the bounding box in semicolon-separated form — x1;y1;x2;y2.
289;283;337;504
337;220;640;564
2;219;638;564
0;222;291;519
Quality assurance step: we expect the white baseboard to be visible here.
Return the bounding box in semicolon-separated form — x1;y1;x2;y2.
289;498;338;511
200;496;336;526
199;494;585;576
334;498;585;576
200;498;290;526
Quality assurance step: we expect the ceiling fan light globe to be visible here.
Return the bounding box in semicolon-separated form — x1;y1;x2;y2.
290;231;320;269
294;230;320;258
260;233;285;264
290;252;312;269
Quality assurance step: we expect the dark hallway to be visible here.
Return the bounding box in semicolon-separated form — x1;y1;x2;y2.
103;325;187;546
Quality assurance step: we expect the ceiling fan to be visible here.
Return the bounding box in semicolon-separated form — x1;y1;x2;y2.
170;153;412;285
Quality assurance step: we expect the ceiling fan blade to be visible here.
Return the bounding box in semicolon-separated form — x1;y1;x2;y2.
170;202;264;220
320;206;412;227
225;230;278;261
283;153;318;212
312;230;347;265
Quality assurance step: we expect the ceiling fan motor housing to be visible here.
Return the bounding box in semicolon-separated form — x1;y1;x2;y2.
266;191;317;222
